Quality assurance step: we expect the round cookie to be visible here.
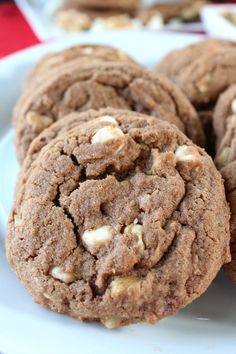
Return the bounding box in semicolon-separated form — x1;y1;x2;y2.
7;109;230;328
220;162;236;283
14;61;204;163
156;39;236;89
25;44;137;90
174;48;236;106
213;84;236;147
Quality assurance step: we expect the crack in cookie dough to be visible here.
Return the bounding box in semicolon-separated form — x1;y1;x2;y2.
7;109;230;327
14;61;204;162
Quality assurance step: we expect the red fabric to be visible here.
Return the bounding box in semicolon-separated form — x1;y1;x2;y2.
0;3;40;59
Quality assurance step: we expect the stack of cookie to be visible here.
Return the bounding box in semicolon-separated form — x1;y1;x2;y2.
6;43;231;329
57;0;140;32
157;38;236;286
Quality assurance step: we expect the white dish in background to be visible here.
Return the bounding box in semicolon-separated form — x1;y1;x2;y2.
15;0;203;41
201;4;236;40
1;31;236;354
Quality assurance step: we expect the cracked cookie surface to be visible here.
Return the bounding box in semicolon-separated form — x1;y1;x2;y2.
14;61;204;163
7;109;230;328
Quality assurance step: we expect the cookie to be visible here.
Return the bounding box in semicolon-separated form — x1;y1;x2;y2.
25;44;136;90
213;84;236;147
63;0;139;14
139;0;206;26
175;49;236;106
220;162;236;283
7;109;230;328
14;61;204;163
215;115;236;170
156;39;236;88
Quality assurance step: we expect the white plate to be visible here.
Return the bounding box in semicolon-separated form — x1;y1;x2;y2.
15;0;203;41
0;31;236;354
201;4;236;41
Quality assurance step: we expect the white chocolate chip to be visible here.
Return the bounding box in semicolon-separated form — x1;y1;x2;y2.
146;14;164;30
97;115;118;126
231;99;236;114
26;111;53;130
215;147;230;169
82;225;113;249
175;145;201;163
110;276;141;298
91;126;124;144
43;292;52;300
196;73;211;93
82;46;94;55
14;216;23;227
124;223;145;254
49;266;74;283
101;317;121;329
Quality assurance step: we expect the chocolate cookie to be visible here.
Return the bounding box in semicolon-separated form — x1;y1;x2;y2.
14;61;204;163
213;84;236;284
220;162;236;283
213;84;236;147
7;109;230;328
156;40;236;153
175;49;236;106
156;39;236;90
25;44;136;90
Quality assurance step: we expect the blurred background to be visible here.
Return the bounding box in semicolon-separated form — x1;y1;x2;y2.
0;0;236;58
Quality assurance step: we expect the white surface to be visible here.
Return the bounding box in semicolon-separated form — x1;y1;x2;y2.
201;4;236;40
0;31;236;354
15;0;203;41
